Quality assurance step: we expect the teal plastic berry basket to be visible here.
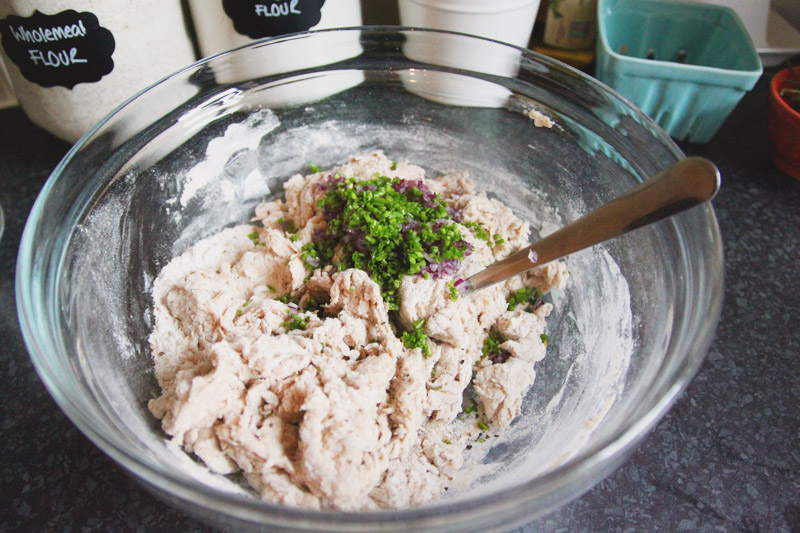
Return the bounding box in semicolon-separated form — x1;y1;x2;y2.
596;0;763;143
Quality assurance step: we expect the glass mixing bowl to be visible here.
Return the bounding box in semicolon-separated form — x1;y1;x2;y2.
16;28;723;532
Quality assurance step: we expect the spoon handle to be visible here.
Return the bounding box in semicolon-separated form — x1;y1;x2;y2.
464;156;720;294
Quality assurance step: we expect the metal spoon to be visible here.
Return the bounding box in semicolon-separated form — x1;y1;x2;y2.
462;156;720;295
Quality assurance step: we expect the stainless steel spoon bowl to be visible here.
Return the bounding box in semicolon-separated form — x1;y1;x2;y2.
463;157;721;294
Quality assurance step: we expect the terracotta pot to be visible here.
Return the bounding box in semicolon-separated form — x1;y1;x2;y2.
768;66;800;180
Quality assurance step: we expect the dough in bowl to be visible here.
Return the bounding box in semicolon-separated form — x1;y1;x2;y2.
148;152;568;510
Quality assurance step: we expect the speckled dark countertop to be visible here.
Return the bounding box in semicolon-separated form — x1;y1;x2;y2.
2;63;799;532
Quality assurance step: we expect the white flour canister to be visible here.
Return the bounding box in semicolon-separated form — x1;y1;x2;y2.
0;1;196;143
398;0;541;107
398;0;541;48
189;1;366;109
189;0;363;58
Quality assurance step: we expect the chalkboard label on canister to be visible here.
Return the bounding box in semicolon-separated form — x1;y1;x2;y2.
222;0;327;39
0;9;115;89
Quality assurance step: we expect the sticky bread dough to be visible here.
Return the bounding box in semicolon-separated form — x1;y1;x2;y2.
148;152;568;510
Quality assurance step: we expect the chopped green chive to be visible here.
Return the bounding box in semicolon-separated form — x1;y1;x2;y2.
247;231;264;246
463;221;489;242
276;293;297;305
236;299;252;316
478;420;489;431
278;217;297;234
506;287;544;312
540;333;548;346
282;313;309;331
447;279;459;301
308;163;321;173
482;329;503;359
402;317;431;357
302;173;468;310
462;400;478;415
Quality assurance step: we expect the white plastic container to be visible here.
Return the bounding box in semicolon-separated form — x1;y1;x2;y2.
0;1;196;143
188;0;363;58
398;0;541;48
398;0;541;107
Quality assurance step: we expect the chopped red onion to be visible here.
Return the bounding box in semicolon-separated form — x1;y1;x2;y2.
420;258;460;279
392;178;437;208
446;204;463;222
401;220;421;233
343;228;368;253
489;350;512;364
316;174;343;192
322;204;343;221
454;278;470;295
312;229;329;243
528;250;538;264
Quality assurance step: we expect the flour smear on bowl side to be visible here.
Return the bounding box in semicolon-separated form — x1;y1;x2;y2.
146;152;569;509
